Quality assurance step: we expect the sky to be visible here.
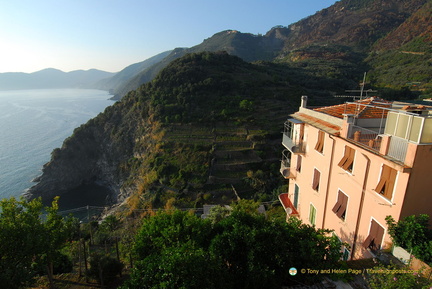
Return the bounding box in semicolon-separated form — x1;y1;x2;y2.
0;0;338;73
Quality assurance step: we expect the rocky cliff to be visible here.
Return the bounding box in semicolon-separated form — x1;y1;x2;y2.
27;96;145;205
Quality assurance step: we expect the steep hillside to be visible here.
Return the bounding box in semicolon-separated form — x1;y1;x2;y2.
111;30;284;99
95;50;172;92
366;1;432;91
373;1;432;51
27;52;330;209
275;0;427;52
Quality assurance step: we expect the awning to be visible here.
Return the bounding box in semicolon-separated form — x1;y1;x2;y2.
278;193;299;216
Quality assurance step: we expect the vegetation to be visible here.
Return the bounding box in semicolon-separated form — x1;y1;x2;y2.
386;214;432;265
367;263;432;289
0;197;76;289
121;201;344;289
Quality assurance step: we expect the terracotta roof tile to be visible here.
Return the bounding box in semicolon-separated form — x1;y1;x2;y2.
293;112;341;135
313;97;391;119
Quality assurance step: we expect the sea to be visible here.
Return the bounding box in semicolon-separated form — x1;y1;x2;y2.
0;89;114;202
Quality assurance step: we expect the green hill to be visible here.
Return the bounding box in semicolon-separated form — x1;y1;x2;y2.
27;52;342;209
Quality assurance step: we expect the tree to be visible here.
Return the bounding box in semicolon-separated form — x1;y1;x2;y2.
239;99;254;111
0;197;75;289
41;197;75;289
0;197;44;289
123;205;343;289
207;205;232;224
386;214;432;264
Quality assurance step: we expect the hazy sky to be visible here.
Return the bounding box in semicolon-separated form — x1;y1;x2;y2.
1;0;337;73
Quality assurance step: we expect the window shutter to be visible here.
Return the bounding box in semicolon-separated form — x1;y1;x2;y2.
363;220;385;251
332;192;343;214
315;131;324;152
375;165;397;200
309;204;316;225
383;169;397;199
337;154;349;168
312;169;320;191
363;221;377;248
296;155;302;172
332;191;348;220
338;146;355;171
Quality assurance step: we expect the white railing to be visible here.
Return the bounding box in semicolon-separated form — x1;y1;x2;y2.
282;133;305;153
387;136;409;163
280;150;293;179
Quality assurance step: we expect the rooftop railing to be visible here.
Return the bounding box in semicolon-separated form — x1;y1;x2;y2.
348;125;382;151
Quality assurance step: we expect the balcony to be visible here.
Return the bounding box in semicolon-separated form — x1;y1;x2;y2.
282;120;305;154
348;124;409;163
280;150;295;179
278;193;299;217
348;125;382;151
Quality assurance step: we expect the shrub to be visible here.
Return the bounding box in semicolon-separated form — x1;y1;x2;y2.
386;215;432;264
88;254;123;284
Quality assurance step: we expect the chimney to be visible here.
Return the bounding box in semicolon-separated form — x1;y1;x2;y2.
301;95;308;108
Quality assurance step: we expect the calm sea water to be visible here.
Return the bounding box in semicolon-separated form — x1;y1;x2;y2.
0;89;114;200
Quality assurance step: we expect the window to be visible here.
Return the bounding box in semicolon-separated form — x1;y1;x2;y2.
312;169;320;191
343;248;350;261
296;155;302;172
315;130;324;153
333;233;350;261
332;191;348;220
363;219;385;251
375;164;397;200
309;203;316;226
338;146;355;172
294;184;299;209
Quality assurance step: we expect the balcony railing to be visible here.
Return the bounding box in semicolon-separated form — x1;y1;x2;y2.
348;125;382;151
282;133;306;154
280;150;295;179
387;136;409;163
348;125;408;164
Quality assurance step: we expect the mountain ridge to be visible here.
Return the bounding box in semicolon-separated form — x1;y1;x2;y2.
111;0;431;99
0;68;115;90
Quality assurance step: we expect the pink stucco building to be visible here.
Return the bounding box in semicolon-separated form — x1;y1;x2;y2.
279;96;432;260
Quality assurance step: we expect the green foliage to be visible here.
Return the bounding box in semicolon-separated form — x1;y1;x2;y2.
31;252;73;275
239;99;254;111
367;37;432;91
133;210;213;260
125;243;226;289
386;214;432;264
0;197;75;289
0;197;44;288
367;264;432;289
88;253;123;285
124;206;343;288
207;205;232;224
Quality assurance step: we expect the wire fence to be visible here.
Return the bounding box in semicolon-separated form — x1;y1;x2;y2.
56;199;282;223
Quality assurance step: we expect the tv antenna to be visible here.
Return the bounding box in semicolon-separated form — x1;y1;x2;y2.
335;72;377;101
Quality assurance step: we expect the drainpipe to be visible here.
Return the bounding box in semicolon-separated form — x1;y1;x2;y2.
321;135;336;229
350;153;370;260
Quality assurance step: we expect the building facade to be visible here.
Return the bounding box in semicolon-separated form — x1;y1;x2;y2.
279;96;432;260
